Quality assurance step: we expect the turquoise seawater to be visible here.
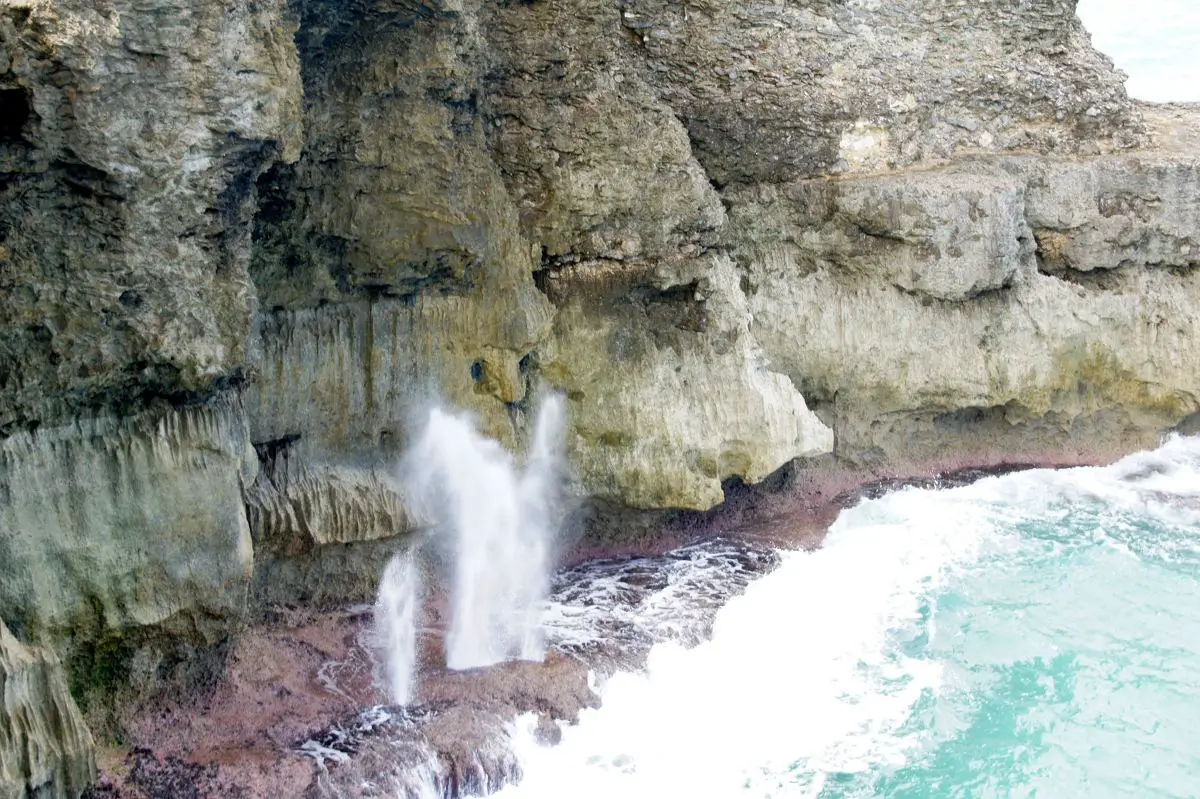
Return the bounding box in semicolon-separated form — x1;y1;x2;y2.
832;440;1200;798
501;437;1200;798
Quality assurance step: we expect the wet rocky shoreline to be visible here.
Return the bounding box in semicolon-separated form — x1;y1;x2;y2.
83;537;781;798
78;457;1101;799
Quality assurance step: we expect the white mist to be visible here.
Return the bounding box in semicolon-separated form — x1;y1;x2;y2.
406;394;566;671
375;552;419;704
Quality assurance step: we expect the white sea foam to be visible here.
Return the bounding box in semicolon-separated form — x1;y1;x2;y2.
500;438;1200;797
498;486;995;798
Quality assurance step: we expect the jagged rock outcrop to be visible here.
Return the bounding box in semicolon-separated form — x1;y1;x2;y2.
244;457;420;606
1;619;95;799
540;254;832;509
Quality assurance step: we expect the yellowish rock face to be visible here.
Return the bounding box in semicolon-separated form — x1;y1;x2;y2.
541;255;832;510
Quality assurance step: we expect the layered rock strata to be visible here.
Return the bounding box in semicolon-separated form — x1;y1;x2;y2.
731;136;1200;471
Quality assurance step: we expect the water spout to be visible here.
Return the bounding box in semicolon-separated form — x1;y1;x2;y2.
406;394;566;671
375;552;419;704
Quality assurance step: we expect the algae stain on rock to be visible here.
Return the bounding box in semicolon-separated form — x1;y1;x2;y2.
1046;344;1198;420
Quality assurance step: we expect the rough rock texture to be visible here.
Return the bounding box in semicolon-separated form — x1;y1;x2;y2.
541;254;831;509
729;136;1200;470
0;397;256;710
1;618;95;799
245;0;554;454
602;0;1144;185
1;0;302;705
244;455;420;607
242;0;835;509
0;0;301;436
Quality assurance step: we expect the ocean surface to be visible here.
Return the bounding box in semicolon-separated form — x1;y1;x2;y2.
499;436;1200;798
1077;0;1200;102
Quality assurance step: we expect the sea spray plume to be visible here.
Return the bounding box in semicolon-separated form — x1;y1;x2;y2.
514;393;567;659
404;393;567;670
375;552;419;704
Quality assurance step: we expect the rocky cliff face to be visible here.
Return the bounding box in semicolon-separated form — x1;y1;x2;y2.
730;126;1200;472
1;0;1198;791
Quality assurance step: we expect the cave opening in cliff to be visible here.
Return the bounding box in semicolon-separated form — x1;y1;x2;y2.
0;88;30;142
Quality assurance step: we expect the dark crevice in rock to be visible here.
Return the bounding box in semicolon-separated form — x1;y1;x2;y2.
1144;260;1200;274
426;84;480;138
9;6;30;28
0;87;31;142
639;279;708;334
532;254;638;303
1035;260;1134;292
253;432;303;467
53;158;123;202
961;273;1016;300
0;365;247;441
210;138;279;276
892;273;1015;304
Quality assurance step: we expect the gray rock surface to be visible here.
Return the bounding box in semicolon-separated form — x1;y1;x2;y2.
731;142;1200;470
1025;158;1200;275
593;0;1143;185
0;397;255;699
0;618;95;799
730;166;1033;302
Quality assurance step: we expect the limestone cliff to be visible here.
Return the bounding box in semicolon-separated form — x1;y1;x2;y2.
1;0;1199;791
729;118;1200;471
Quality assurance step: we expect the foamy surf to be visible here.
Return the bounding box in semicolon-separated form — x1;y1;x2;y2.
495;436;1200;799
498;477;996;798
